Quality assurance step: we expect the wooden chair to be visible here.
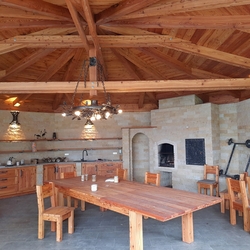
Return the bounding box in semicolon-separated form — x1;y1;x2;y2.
144;171;160;219
36;182;74;242
60;171;85;211
145;171;161;186
197;164;219;196
220;172;248;213
227;177;250;232
116;168;128;180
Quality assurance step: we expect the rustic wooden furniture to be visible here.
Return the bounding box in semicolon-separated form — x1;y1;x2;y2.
36;182;75;242
116;168;127;180
0;166;36;199
51;176;221;249
220;172;248;213
227;177;250;232
145;171;160;186
197;164;219;196
144;171;161;219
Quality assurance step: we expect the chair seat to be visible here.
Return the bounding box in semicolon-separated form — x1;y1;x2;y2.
44;206;74;217
197;179;217;184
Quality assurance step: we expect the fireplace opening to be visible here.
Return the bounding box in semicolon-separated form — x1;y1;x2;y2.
158;143;174;168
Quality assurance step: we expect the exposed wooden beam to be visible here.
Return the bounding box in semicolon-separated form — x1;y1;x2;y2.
0;0;73;21
138;92;145;109
65;0;89;52
1;78;250;93
0;19;75;29
52;93;64;110
108;16;250;29
81;0;106;75
1;35;250;70
96;0;162;25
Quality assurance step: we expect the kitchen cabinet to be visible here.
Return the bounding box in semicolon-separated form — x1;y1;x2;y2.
0;168;18;198
0;166;36;198
18;166;36;193
82;162;122;177
43;163;76;183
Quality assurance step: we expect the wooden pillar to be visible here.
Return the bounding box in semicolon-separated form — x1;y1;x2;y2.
89;46;97;97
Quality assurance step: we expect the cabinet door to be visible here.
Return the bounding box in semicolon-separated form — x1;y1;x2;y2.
56;164;76;179
98;162;123;177
82;163;98;175
43;164;57;183
18;166;36;192
0;169;18;197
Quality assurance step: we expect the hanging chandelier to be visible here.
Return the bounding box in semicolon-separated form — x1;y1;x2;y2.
62;57;122;126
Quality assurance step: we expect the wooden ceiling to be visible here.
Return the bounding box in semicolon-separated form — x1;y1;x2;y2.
0;0;250;113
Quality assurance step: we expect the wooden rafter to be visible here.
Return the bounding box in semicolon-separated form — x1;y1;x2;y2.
65;0;89;52
96;0;162;25
0;0;73;21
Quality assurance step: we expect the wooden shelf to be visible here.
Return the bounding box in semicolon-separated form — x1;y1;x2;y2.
0;147;122;154
0;137;122;142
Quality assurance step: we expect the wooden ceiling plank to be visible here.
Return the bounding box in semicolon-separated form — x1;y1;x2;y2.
116;48;164;79
63;48;85;81
0;0;73;21
0;48;55;81
37;49;75;81
138;47;196;78
111;48;144;80
0;6;61;20
191;68;231;79
13;94;32;106
96;0;162;25
108;15;250;29
1;78;250;93
0;44;25;55
119;0;250;19
65;0;89;52
81;0;106;76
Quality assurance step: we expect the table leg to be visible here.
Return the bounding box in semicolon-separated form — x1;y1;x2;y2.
182;212;194;243
129;211;143;250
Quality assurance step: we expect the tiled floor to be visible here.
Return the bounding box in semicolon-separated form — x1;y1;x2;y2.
0;194;250;250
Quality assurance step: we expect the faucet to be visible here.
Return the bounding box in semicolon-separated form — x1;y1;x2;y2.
81;149;88;162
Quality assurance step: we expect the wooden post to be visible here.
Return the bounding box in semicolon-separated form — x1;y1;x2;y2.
129;211;143;250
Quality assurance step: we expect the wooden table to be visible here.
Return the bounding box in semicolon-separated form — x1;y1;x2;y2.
51;176;221;250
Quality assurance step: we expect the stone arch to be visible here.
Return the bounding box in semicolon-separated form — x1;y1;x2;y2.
132;132;149;183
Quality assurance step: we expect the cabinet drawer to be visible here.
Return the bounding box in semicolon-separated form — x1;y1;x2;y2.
0;184;18;195
0;169;17;178
0;177;17;185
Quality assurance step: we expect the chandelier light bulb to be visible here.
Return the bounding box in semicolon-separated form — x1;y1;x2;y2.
62;112;66;117
74;111;81;116
90;116;95;121
96;114;101;120
105;112;111;119
118;109;123;114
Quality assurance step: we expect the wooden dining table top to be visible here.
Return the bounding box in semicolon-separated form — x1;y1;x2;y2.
51;176;222;222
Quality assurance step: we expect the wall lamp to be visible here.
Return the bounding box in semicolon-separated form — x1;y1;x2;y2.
10;111;20;126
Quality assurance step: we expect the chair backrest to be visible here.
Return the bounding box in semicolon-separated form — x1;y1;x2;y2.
60;171;77;179
239;172;248;184
204;164;219;182
145;171;160;186
247;176;250;196
116;168;127;180
36;182;56;214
